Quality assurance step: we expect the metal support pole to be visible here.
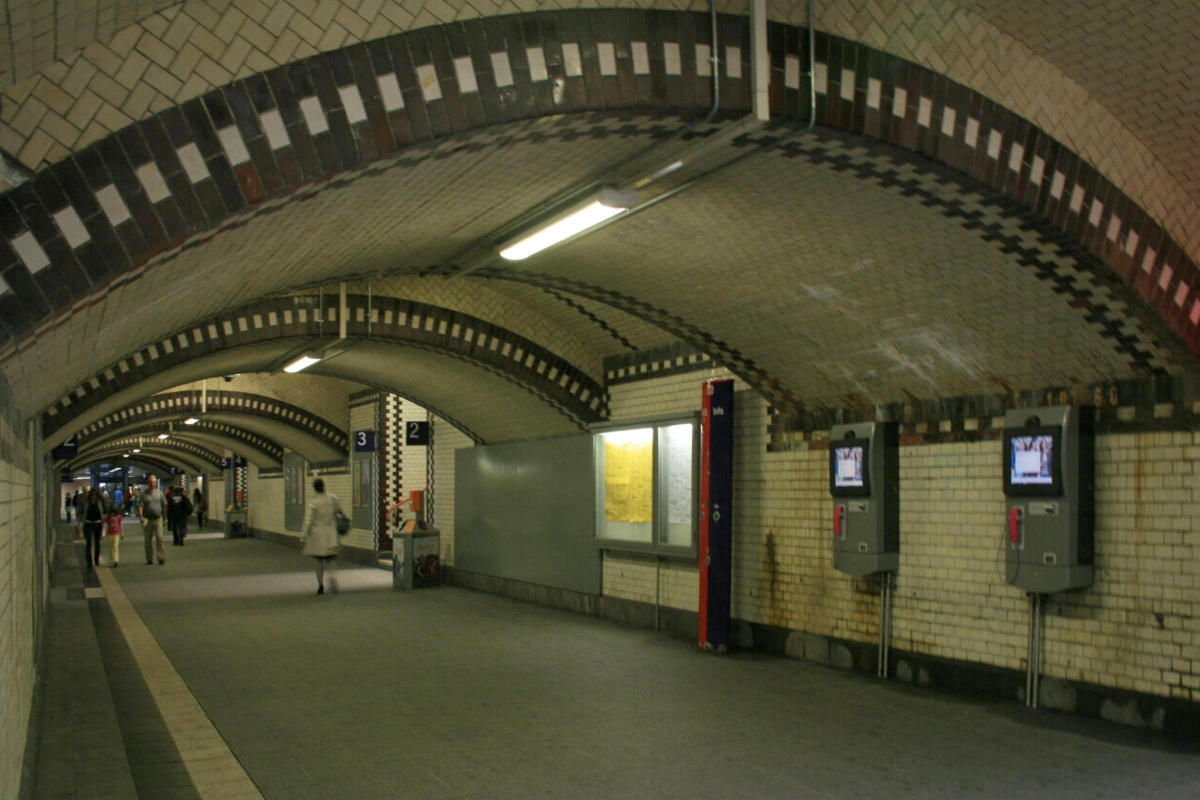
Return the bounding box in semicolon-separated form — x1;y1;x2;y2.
878;571;891;678
1026;592;1042;708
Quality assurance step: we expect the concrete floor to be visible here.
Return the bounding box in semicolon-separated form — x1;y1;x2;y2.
25;522;1200;799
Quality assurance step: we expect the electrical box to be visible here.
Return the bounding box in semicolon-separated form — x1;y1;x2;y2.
1002;406;1095;593
829;422;899;575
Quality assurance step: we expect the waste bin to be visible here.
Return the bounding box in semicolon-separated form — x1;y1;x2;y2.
393;529;440;589
226;510;248;538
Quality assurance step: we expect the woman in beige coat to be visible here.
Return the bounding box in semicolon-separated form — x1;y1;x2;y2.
300;478;345;595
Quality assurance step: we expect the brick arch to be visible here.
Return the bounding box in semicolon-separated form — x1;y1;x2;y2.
1;9;1197;369
69;435;223;471
62;389;343;458
77;418;284;466
41;295;606;438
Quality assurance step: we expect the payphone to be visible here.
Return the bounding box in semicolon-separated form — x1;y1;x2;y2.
829;422;899;575
1002;406;1094;593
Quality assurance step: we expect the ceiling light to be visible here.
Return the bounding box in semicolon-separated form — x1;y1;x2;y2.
184;416;200;425
283;352;322;373
498;186;637;261
133;448;141;453
157;433;169;440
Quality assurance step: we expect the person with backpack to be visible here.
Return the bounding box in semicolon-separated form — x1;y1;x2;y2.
81;489;105;568
300;478;347;595
167;483;194;546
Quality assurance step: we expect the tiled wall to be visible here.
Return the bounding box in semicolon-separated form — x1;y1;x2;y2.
432;417;473;566
249;463;285;533
607;368;1200;703
0;373;33;800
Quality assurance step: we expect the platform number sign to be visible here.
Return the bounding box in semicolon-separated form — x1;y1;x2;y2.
354;430;376;452
405;421;429;446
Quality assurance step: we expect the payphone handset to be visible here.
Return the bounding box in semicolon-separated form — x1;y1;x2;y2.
829;422;899;576
1002;406;1094;593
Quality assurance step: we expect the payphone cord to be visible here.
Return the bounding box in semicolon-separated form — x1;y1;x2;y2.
997;529;1022;586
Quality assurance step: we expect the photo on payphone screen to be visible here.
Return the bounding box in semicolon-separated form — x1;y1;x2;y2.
833;443;866;489
1009;434;1054;485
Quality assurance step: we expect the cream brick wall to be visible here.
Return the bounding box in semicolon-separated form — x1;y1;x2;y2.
398;400;428;513
208;476;224;523
608;370;1200;703
432;417;472;567
0;432;34;800
249;463;284;533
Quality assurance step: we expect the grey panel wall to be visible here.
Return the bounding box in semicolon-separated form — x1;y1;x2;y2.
455;435;599;595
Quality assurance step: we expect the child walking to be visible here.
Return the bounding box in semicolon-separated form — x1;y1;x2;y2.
104;504;124;567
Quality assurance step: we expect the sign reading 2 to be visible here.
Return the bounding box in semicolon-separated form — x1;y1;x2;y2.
405;421;429;446
354;430;376;452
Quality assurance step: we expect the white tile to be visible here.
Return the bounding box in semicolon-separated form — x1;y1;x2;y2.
490;52;513;87
1124;230;1139;257
338;84;368;123
1088;199;1103;227
939;106;956;136
1069;184;1085;213
217;125;250;165
964;117;979;148
562;43;583;77
1142;247;1157;273
96;184;130;226
1158;264;1173;290
412;66;443;106
137;161;170;203
1174;282;1189;307
11;231;49;273
787;55;801;90
1008;142;1023;172
597;42;616;76
177;142;209;183
986;129;1002;159
1106;213;1121;242
1190;300;1200;326
0;273;8;294
664;42;681;76
1030;155;1044;185
377;73;404;112
892;86;906;117
1050;170;1065;199
54;206;90;248
300;96;329;134
631;42;649;75
726;46;742;78
917;96;931;126
866;76;880;108
839;68;853;101
686;43;700;76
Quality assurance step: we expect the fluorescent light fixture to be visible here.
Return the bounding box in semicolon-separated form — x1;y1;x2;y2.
283;352;322;373
157;433;169;440
122;454;130;458
498;186;637;261
132;448;141;453
184;416;200;425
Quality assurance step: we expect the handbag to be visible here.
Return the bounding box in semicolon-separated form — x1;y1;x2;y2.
334;509;351;536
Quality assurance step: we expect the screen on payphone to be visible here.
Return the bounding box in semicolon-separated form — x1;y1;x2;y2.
1004;426;1061;496
833;444;866;489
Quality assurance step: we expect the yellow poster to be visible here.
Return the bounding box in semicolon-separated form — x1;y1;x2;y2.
604;440;652;522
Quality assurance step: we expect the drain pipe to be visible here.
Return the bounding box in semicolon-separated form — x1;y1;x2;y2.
707;0;720;118
807;0;816;130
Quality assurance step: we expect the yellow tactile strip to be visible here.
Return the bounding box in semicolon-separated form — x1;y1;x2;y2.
94;567;264;800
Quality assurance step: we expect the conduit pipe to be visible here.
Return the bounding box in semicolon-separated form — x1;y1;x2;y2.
707;0;720;118
751;0;769;121
807;0;816;130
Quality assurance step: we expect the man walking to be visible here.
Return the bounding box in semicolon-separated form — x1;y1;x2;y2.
138;476;167;565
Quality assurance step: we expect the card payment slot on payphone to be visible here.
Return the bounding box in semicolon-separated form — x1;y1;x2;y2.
1002;406;1094;593
829;422;899;575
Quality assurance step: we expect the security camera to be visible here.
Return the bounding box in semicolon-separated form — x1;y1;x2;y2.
222;375;235;382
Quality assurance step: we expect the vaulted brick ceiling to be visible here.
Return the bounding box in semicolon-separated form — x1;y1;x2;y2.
2;2;1198;448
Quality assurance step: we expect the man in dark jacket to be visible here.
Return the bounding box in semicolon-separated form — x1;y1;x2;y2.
167;483;194;546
